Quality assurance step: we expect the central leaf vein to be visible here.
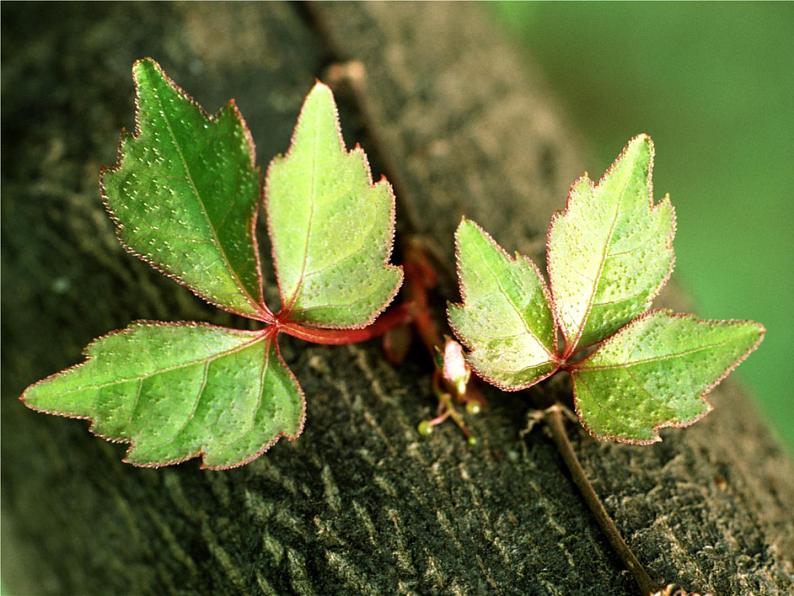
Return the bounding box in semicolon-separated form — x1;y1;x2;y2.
287;105;322;312
578;336;742;371
570;164;631;350
475;242;553;360
153;88;262;313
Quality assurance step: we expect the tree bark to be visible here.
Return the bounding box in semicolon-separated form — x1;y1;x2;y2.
2;3;792;594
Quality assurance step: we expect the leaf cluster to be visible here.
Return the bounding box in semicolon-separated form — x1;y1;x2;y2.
22;59;402;469
21;60;765;469
448;136;764;443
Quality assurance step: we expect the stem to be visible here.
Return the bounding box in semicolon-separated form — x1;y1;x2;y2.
403;239;443;356
544;405;659;595
278;304;411;345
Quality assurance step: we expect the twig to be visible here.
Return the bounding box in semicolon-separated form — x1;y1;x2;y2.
543;405;659;595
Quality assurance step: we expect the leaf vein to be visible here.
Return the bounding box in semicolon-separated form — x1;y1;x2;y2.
286;104;321;311
169;359;211;442
580;336;742;371
473;239;553;359
127;377;145;427
152;86;261;313
569;163;631;349
302;215;378;281
58;335;265;395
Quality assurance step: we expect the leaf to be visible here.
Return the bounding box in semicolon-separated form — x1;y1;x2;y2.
547;134;675;354
22;68;412;469
101;58;268;320
444;134;763;444
570;311;764;443
266;82;403;328
22;323;305;469
448;219;559;390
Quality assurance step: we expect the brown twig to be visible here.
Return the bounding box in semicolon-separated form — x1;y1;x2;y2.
544;404;659;595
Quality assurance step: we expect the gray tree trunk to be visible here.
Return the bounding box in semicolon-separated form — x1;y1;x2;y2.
2;3;792;594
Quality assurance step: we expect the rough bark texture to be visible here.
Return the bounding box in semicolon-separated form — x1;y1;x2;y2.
2;3;792;595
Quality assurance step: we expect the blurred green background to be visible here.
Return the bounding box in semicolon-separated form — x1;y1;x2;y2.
492;3;793;451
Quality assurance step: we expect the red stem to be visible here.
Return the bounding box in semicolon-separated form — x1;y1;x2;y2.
403;241;443;356
278;304;411;345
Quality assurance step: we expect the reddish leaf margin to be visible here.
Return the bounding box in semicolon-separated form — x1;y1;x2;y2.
99;57;273;323
20;321;307;470
447;216;562;392
264;82;403;330
567;309;766;445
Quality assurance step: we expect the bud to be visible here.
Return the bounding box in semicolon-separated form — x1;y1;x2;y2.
465;401;481;415
440;336;471;398
417;420;433;436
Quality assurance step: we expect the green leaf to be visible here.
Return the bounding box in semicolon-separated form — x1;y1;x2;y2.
571;311;764;443
22;323;304;469
547;134;675;354
101;59;268;320
448;219;558;390
266;83;403;328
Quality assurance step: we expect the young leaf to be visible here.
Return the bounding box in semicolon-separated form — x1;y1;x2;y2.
266;82;403;328
547;135;675;355
571;311;764;443
445;134;764;445
22;63;412;469
448;219;558;390
101;59;268;320
22;323;304;469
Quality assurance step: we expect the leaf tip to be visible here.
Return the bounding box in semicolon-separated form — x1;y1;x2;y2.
743;320;767;352
290;80;343;152
306;80;335;105
455;216;488;244
131;56;165;85
18;387;31;408
629;131;653;148
623;132;655;164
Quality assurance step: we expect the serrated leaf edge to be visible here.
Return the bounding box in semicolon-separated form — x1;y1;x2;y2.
546;133;677;356
264;81;403;330
448;217;561;392
19;321;307;470
569;309;765;445
99;57;272;323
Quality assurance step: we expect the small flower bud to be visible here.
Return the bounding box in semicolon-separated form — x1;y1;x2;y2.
441;336;471;398
465;401;481;415
417;420;433;436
